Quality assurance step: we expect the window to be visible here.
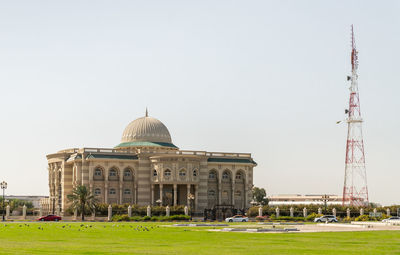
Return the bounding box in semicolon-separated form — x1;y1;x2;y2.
94;188;101;195
94;168;102;176
235;190;241;197
209;171;216;179
124;189;131;195
153;170;158;177
164;169;171;177
222;190;228;198
109;169;117;177
124;169;131;177
208;190;215;196
109;188;116;195
193;169;197;177
223;172;229;180
235;173;242;180
179;170;186;177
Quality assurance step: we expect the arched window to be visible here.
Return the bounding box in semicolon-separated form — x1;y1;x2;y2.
124;169;131;177
109;169;117;177
179;169;186;177
208;190;215;196
109;188;116;195
164;169;171;177
94;168;102;176
153;170;158;177
222;172;230;180
193;169;198;177
235;172;242;180
124;189;131;195
94;188;101;195
209;171;216;179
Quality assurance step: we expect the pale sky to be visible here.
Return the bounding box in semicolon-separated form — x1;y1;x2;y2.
0;1;399;205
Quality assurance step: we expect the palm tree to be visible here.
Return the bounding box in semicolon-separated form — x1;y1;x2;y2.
67;185;96;221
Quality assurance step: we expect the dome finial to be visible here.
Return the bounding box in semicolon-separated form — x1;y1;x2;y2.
145;107;148;117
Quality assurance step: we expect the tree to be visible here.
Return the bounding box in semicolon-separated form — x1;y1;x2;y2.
252;186;268;206
67;185;96;221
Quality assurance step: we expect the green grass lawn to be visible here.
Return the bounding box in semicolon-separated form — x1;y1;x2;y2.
0;222;399;254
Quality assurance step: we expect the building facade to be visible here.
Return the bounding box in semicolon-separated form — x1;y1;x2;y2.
46;112;256;215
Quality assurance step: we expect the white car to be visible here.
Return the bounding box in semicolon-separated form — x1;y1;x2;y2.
314;215;338;223
225;215;249;222
382;216;400;223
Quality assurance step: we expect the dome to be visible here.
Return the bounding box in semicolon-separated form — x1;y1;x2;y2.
116;111;177;149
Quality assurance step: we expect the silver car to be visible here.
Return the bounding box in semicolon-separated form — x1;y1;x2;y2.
382;216;400;223
314;215;338;223
225;215;249;222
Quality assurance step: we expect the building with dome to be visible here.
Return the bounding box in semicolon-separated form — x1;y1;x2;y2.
46;111;257;215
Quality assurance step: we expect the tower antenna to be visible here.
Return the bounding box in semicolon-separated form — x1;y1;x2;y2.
342;25;369;207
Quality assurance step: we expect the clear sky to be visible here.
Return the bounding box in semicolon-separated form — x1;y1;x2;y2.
0;1;399;205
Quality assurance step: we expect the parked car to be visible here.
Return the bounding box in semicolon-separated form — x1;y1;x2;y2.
314;215;338;223
38;214;62;221
382;216;400;223
225;215;249;222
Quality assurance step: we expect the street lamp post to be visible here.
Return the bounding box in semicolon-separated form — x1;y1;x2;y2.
187;193;195;221
1;181;7;221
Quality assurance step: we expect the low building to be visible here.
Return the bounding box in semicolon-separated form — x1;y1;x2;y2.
46;111;257;215
268;194;342;206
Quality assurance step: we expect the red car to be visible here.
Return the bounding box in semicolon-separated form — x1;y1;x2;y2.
38;214;62;221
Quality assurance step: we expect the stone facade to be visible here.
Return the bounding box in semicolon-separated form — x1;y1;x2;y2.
46;113;256;215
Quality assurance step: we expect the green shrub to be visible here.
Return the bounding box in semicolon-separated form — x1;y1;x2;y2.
355;215;369;221
142;216;151;221
247;207;259;217
129;216;142;221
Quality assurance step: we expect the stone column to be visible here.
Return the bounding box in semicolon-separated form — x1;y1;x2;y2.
159;184;163;206
303;207;307;218
6;205;10;220
147;205;151;217
231;180;235;206
347;208;351;218
22;205;27;220
332;208;336;217
194;185;198;210
187;184;191;206
275;207;280;218
73;208;78;221
218;186;222;205
134;183;137;205
318;208;322;215
128;205;132;218
184;205;189;216
258;206;262;217
387;208;391;217
373;208;377;214
173;184;177;206
166;206;170;217
56;205;60;216
151;184;154;206
39;206;43;217
119;183;123;204
107;204;112;221
104;182;108;204
290;207;294;217
360;208;364;216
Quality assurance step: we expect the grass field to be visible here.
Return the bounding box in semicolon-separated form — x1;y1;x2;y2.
0;222;399;254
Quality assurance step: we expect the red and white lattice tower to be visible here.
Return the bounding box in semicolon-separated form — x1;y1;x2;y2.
342;25;369;207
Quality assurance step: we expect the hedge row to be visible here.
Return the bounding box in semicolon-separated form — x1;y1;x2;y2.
112;214;190;222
